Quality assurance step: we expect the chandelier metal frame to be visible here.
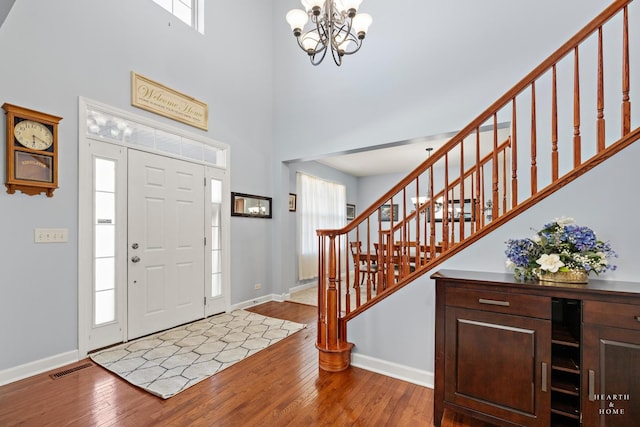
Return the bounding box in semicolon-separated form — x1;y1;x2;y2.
286;1;372;66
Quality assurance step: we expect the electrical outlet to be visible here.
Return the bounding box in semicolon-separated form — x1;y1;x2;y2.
254;283;262;290
34;228;69;243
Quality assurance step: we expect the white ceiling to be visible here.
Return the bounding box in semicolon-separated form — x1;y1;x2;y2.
315;137;448;177
311;124;510;177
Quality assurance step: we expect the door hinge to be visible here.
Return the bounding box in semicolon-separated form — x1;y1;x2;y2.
204;177;207;186
204;236;207;246
204;296;207;305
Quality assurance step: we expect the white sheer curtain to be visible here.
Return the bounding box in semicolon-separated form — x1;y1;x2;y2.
297;173;346;281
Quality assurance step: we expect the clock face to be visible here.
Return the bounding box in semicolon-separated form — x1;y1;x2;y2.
14;119;54;150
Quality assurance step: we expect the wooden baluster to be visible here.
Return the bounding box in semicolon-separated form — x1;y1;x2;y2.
414;177;420;266
492;114;499;221
573;47;582;167
597;26;606;151
511;99;518;208
470;174;477;233
339;236;348;314
502;142;507;215
429;166;436;257
480;164;486;227
552;64;559;181
450;188;455;244
622;5;631;136
531;81;538;195
475;128;482;228
442;154;449;249
459;140;465;240
365;217;372;301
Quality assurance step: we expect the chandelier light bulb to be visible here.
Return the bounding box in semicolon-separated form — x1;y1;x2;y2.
301;32;321;52
286;9;309;35
341;0;363;15
352;13;372;39
301;0;324;14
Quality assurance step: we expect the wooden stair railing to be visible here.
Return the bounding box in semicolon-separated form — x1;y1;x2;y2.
316;0;640;371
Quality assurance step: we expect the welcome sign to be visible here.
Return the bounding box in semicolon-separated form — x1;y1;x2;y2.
131;72;208;130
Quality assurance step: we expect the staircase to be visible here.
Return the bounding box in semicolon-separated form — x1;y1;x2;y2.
315;0;640;371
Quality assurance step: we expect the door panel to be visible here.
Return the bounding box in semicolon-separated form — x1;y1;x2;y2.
582;325;640;426
128;149;205;339
445;307;551;426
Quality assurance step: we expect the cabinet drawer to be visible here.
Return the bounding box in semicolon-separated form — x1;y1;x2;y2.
583;300;640;330
446;287;550;319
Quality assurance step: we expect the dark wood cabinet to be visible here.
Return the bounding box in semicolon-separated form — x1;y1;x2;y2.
433;270;640;427
582;301;640;426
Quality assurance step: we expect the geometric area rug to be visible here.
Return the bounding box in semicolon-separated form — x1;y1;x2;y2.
90;309;306;399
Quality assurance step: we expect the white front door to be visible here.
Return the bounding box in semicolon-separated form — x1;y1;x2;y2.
127;149;205;339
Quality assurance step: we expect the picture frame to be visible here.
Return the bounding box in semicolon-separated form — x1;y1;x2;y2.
231;192;272;218
427;198;475;222
380;204;399;221
346;203;356;220
288;193;297;212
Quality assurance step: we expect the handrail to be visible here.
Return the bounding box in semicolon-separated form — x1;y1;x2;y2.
316;0;639;372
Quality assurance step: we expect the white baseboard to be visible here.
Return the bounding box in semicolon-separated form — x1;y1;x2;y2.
288;281;316;293
351;352;434;389
231;294;281;311
0;350;79;386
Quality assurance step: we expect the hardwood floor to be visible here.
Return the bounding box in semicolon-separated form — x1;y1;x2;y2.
0;301;493;426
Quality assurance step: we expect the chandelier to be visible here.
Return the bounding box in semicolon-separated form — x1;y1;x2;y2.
285;0;373;66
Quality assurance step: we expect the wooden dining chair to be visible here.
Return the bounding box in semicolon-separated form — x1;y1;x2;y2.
349;241;377;288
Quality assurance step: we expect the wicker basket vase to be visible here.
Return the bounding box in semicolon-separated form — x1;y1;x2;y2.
537;270;589;284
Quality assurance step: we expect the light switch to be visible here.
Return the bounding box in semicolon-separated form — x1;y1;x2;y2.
34;228;69;243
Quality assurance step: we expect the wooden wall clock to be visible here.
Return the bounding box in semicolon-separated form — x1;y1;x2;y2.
3;103;62;197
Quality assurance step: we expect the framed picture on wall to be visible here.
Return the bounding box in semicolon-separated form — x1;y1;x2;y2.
289;193;297;212
231;192;272;218
346;203;356;220
380;204;399;221
427;198;475;222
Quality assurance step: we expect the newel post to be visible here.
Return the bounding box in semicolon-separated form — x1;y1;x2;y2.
316;232;353;371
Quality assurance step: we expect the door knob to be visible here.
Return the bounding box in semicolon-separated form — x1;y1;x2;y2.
131;256;141;263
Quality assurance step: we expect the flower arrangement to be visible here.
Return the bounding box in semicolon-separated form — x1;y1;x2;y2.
505;217;617;281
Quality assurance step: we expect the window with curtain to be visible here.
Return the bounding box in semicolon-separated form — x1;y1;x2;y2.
297;173;346;281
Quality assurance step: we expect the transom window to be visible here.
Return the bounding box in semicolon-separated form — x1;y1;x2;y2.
152;0;204;34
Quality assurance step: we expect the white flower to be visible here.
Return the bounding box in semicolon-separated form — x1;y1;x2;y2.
532;234;542;243
555;217;575;226
505;260;516;270
536;253;565;273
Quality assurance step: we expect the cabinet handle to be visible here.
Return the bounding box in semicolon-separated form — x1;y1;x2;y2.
589;370;595;401
541;362;548;392
478;298;510;307
635;316;640;322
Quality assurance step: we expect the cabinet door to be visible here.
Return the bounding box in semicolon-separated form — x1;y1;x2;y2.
445;307;551;426
582;325;640;426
